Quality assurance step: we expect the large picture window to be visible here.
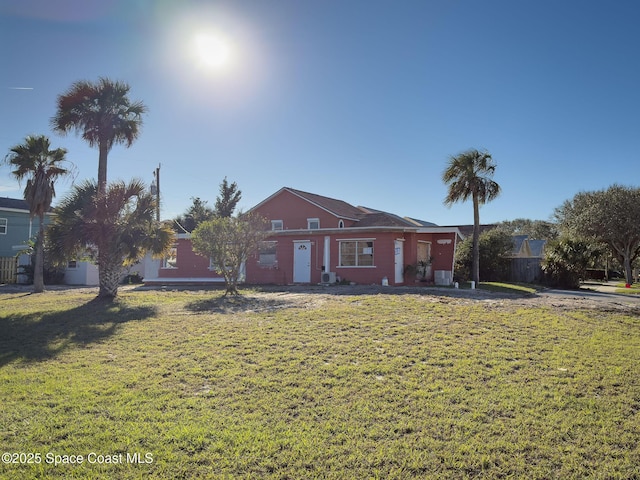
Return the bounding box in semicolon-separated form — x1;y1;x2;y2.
339;240;374;267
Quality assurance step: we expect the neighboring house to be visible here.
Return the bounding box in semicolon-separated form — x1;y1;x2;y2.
0;197;54;284
145;187;463;286
62;259;148;286
0;197;149;286
0;197;53;257
508;234;547;283
63;259;100;286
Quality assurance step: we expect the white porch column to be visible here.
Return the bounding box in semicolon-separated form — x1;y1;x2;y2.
323;236;330;271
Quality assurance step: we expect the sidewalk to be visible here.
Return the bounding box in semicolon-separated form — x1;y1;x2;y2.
581;280;635;294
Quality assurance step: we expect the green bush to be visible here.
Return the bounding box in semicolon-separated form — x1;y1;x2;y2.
455;229;512;282
542;238;598;289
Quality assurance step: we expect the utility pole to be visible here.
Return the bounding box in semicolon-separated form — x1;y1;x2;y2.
153;164;161;221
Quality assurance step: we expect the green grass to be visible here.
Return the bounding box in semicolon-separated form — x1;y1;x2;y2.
614;283;640;295
0;287;639;479
452;281;540;295
477;282;540;295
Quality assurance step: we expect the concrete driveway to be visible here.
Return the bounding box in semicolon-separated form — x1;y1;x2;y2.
540;281;640;306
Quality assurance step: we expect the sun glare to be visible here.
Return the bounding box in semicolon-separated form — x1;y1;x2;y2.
191;31;234;73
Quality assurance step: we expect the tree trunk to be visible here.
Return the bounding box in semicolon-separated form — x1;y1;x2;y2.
98;255;122;300
623;246;634;285
472;193;480;285
224;268;239;296
33;216;45;293
98;141;109;196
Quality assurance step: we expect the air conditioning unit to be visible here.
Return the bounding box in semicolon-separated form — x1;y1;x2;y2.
434;270;452;286
321;272;336;284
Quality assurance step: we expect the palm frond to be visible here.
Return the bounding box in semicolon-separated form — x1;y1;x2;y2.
442;149;500;206
51;77;146;150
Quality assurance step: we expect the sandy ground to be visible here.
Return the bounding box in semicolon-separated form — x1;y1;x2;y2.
2;282;639;315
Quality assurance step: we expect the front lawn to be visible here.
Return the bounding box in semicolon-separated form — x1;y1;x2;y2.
0;287;638;479
614;283;640;295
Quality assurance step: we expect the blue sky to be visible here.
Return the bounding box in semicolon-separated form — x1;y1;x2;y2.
1;0;639;226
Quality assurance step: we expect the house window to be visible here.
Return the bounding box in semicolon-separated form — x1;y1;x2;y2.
67;260;78;269
339;240;374;267
258;241;278;268
272;220;283;231
0;218;7;235
307;218;320;230
209;257;232;272
162;245;178;269
417;241;432;264
338;220;344;228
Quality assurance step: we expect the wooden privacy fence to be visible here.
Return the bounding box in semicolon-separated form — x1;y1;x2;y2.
509;257;543;284
0;256;17;284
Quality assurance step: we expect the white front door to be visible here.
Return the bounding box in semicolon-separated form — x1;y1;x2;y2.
293;241;311;283
394;240;404;284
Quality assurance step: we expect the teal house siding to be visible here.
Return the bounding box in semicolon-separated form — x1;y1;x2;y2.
0;198;52;257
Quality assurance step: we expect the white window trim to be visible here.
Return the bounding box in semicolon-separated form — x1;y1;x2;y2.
271;220;283;231
161;245;178;269
0;218;7;235
258;240;278;268
337;238;376;268
307;218;320;229
417;240;432;259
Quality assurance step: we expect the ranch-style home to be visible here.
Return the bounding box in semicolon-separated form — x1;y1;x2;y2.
145;187;463;286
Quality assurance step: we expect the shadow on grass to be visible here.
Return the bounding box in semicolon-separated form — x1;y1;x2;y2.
0;298;157;367
185;294;296;314
133;282;540;301
246;284;536;300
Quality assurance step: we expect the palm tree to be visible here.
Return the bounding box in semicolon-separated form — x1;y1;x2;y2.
5;135;72;292
51;77;147;194
443;149;501;285
48;179;174;300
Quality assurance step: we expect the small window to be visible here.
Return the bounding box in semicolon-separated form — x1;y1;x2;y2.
0;218;7;235
307;218;320;229
258;241;278;267
417;241;432;264
272;220;283;231
67;260;78;269
338;220;344;228
162;245;178;269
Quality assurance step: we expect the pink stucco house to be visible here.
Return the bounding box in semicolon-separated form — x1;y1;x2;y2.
145;187;462;286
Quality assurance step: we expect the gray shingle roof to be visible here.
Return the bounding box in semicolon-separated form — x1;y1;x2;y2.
0;197;29;211
286;188;366;220
258;187;440;229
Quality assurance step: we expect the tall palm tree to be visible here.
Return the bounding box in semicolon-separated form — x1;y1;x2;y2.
5;135;72;292
48;179;174;300
51;77;147;194
443;149;501;285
